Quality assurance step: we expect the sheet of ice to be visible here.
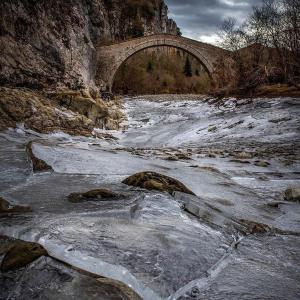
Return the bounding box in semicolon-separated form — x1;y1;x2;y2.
1;95;300;299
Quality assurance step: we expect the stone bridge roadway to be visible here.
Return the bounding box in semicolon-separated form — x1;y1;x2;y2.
96;34;228;91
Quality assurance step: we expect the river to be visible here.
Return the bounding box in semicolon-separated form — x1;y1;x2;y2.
0;95;300;299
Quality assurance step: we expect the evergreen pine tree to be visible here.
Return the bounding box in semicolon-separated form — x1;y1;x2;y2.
195;69;200;76
147;61;154;73
183;57;192;77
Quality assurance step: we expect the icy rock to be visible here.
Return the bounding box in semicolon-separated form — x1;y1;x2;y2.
68;189;122;203
0;238;47;272
254;160;270;167
234;151;253;159
0;196;32;214
284;188;300;202
239;219;272;234
26;141;53;172
122;171;195;195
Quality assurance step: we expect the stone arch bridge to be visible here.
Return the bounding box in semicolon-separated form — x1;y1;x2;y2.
96;34;228;91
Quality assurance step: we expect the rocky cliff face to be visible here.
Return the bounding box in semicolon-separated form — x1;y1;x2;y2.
0;0;178;90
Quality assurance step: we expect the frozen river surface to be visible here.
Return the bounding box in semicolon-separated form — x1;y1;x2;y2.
0;95;300;299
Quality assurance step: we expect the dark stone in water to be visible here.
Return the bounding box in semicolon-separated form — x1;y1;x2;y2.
1;240;47;272
239;219;272;234
68;189;120;203
122;171;195;195
284;188;300;202
254;160;270;167
26;141;53;172
0;196;32;214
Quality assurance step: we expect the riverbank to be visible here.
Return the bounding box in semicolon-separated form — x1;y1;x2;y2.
210;84;300;99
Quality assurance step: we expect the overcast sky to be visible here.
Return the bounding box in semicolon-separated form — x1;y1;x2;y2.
165;0;263;44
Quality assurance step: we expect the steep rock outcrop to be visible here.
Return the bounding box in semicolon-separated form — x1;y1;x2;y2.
0;87;123;135
0;0;178;89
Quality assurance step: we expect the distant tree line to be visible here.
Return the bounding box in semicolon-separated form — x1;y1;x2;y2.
215;0;300;95
113;48;211;94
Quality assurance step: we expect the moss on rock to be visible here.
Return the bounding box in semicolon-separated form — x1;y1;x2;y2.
0;240;47;272
122;171;195;195
68;189;120;203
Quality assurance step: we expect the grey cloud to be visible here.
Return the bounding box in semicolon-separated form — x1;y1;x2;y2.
165;0;263;41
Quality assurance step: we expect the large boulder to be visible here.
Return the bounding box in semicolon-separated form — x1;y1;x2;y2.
284;188;300;202
122;171;195;195
68;189;121;203
1;240;47;272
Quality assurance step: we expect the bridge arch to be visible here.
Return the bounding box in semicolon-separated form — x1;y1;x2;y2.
96;34;227;91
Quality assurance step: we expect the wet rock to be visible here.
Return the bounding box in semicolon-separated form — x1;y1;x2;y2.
234;152;253;159
1;240;47;272
92;132;118;140
227;120;244;129
198;166;224;174
254;160;270;167
96;278;142;300
165;155;179;161
258;175;270;181
266;202;285;208
208;126;217;132
122;171;195;195
216;198;234;206
269;116;291;123
26;141;53;172
0;88;124;137
239;219;272;234
230;159;251;164
68;189;121;203
0;248;141;299
105;117;120;130
284;188;300;202
0;196;32;214
176;153;191;160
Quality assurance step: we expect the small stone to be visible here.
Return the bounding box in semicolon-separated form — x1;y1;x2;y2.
230;159;251;164
227;120;244;129
68;189;120;203
258;175;269;181
234;152;253;159
1;241;47;272
208;126;217;132
284;188;300;202
175;153;191;160
254;160;270;167
239;219;271;234
165;156;178;161
122;171;195;196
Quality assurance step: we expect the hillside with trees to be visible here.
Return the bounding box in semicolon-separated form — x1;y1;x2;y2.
214;0;300;97
113;47;211;94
